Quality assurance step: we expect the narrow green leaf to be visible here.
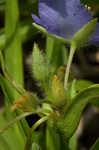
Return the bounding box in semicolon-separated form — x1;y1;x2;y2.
5;0;24;99
76;80;99;107
0;74;29;137
4;0;29;135
57;84;99;142
76;80;94;92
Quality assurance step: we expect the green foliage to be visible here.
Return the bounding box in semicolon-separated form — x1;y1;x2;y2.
5;0;24;99
0;1;30;149
0;0;99;150
0;74;29;135
57;84;99;142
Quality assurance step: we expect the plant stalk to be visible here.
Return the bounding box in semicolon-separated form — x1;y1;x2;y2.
64;43;76;90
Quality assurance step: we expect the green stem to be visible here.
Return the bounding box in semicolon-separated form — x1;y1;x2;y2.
25;116;48;150
64;43;76;90
31;116;48;132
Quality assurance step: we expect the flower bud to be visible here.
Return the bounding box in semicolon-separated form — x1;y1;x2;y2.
50;75;67;107
57;66;65;82
11;92;39;112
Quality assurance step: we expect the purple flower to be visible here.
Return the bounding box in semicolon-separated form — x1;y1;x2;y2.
32;0;99;45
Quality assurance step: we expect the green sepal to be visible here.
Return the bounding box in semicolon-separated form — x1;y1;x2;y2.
32;23;71;44
72;18;98;47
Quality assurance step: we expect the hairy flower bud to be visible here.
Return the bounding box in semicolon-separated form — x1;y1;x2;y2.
49;75;67;107
11;92;39;112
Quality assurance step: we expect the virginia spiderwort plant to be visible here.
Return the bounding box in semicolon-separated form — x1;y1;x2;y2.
0;0;99;150
32;0;99;89
31;2;99;147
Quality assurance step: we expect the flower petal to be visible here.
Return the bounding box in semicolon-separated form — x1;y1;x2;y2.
32;14;42;26
32;0;92;39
